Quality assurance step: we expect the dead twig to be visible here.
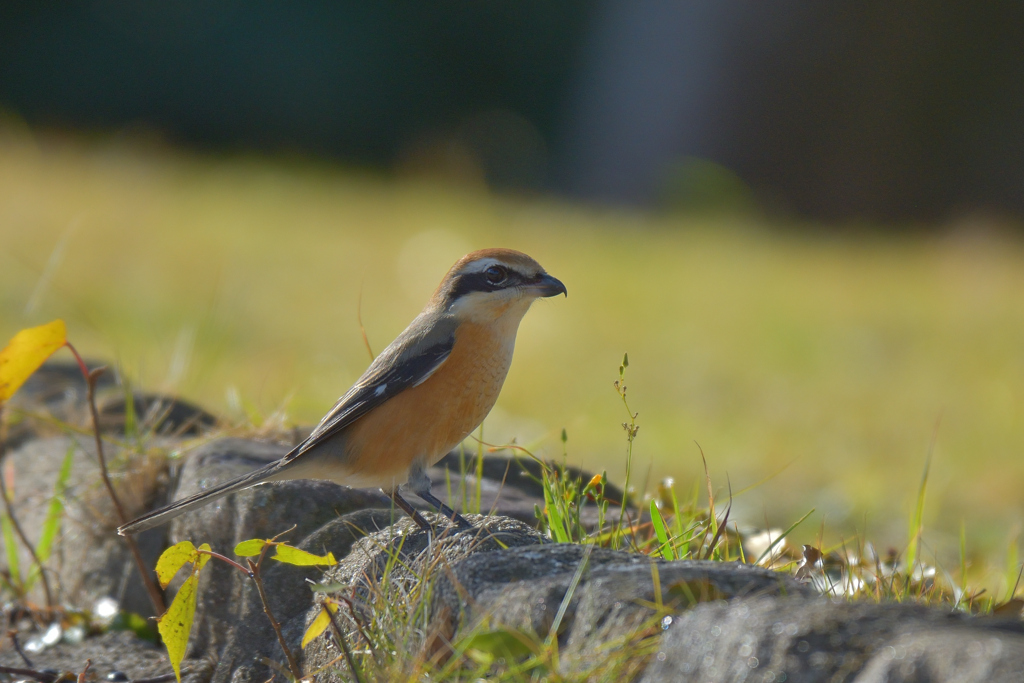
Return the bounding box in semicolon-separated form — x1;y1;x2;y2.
246;557;302;679
63;346;165;615
326;601;364;683
8;629;34;668
76;659;91;683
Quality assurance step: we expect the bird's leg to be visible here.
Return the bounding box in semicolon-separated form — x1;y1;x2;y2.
383;487;432;532
416;488;474;530
406;467;473;530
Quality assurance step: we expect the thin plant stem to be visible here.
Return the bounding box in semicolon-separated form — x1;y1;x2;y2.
327;603;364;683
613;356;638;550
76;658;91;683
64;343;166;614
0;406;53;610
246;558;302;679
8;631;34;668
198;550;252;577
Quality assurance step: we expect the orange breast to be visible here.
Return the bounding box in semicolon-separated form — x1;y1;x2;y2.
341;321;515;484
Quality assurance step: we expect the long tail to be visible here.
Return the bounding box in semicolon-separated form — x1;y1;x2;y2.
118;461;283;536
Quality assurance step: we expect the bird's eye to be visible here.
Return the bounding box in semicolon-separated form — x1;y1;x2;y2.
484;265;507;285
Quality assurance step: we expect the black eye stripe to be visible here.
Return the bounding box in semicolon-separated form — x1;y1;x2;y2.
447;268;524;300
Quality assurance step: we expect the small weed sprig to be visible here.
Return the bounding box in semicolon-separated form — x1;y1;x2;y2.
155;527;338;681
612;353;639;549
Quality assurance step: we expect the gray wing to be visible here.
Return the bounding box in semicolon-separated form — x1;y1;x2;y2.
281;313;456;463
116;313;455;535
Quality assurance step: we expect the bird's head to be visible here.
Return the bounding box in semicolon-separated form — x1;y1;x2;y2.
432;248;566;324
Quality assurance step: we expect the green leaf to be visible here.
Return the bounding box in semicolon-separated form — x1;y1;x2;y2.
155;541;197;589
158;568;200;683
233;538;267;557
650;500;675;561
1;513;22;591
301;603;336;649
36;443;74;563
0;320;67;402
460;627;536;664
542;475;568;543
273;544;336;566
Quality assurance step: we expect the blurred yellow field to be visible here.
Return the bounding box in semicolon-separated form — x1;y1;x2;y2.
2;135;1023;580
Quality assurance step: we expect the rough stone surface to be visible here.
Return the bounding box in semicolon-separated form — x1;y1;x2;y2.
185;509;401;683
302;514;546;676
432;545;813;661
0;435;168;616
0;630;181;679
165;438;403;682
640;596;1024;683
303;523;809;678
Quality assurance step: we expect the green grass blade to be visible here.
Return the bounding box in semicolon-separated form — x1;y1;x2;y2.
24;442;75;591
906;452;932;572
650;500;675;560
35;442;74;563
542;472;569;543
546;544;592;647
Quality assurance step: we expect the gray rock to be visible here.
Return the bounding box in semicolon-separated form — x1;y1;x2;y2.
302;514;545;676
0;630;179;680
167;437;386;555
187;509;400;683
432;545;811;662
166;438;424;682
303;522;809;679
640;596;1024;683
0;435;168;616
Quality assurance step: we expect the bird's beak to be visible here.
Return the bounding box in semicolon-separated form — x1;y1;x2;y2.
529;273;567;298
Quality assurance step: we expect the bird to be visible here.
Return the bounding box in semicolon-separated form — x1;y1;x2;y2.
118;248;566;535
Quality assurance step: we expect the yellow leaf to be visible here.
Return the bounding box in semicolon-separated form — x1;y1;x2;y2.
302;606;333;648
158;568;201;683
273;544;337;566
155;541;197;589
234;539;267;557
0;320;67;402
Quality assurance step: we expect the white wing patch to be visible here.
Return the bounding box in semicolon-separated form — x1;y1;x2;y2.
374;384;387;396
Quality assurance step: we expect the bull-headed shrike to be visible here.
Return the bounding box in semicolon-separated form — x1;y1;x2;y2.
119;248;566;534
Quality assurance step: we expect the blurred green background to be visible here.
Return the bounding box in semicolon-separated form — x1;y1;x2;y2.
2;1;1024;587
2;136;1023;580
